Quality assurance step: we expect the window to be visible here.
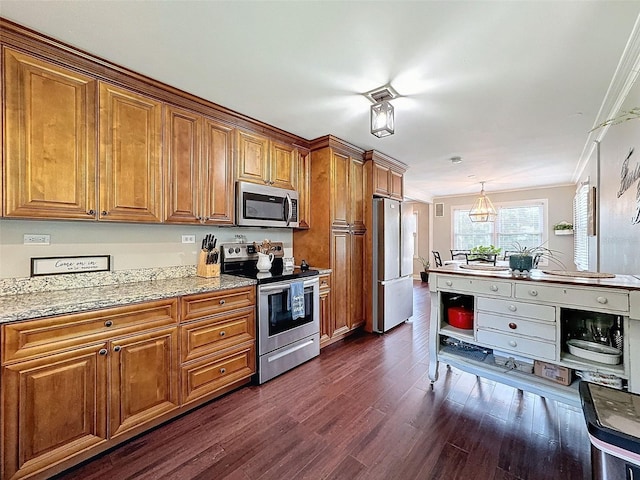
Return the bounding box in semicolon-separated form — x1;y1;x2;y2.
452;200;547;253
573;185;589;271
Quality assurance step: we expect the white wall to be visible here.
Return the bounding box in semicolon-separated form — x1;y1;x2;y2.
404;201;430;274
0;219;292;279
432;185;576;269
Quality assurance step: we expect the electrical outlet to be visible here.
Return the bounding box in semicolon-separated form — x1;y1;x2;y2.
24;234;50;245
181;234;196;244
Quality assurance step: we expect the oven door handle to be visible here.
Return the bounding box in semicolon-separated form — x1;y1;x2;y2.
259;278;318;293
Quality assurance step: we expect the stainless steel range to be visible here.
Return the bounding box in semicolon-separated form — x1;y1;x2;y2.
221;242;320;384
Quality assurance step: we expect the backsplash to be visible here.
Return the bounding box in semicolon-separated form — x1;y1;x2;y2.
0;265;196;296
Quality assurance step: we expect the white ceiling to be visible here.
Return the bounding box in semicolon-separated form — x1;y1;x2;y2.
2;1;640;202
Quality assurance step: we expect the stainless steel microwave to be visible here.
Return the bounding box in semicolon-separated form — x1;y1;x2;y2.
236;181;299;228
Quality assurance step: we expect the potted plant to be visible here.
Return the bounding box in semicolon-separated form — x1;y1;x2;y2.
553;221;573;235
508;242;564;277
418;256;430;282
468;244;501;261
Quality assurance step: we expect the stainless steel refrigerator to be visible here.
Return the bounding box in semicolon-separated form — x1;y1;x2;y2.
372;197;414;333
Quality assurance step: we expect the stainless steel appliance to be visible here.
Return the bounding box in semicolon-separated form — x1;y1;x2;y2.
221;242;319;383
372;197;414;333
236;181;299;228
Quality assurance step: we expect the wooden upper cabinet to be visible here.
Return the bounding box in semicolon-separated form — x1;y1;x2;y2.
236;130;296;190
3;48;97;219
164;106;234;224
99;82;162;222
366;150;406;200
270;141;296;190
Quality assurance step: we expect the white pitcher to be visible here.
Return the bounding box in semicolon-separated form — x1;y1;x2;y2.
256;252;274;272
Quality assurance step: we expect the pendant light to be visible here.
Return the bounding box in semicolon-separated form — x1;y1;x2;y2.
365;85;398;138
469;181;497;222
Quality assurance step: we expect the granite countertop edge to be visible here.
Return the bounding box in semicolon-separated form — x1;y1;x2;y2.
0;275;257;324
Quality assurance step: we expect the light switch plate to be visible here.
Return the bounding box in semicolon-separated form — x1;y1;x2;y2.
181;234;196;244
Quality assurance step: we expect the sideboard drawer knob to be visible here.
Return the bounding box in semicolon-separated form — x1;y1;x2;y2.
509;340;517;347
446;280;453;287
596;296;608;304
529;289;538;297
490;285;498;292
509;305;517;312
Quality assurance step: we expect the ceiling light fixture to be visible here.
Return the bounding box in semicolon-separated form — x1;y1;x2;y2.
365;85;398;138
469;181;497;222
450;156;463;164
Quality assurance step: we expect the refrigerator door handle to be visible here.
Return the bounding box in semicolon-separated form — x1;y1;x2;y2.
380;276;411;286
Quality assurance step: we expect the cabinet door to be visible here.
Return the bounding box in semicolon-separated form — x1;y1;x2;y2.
109;327;178;438
349;230;366;329
3;48;97;219
331;230;351;337
270;141;296;190
331;152;350;229
373;163;390;197
236;130;269;185
319;275;332;346
2;344;107;480
99;82;162;222
202;118;234;224
296;147;311;229
349;158;365;230
389;170;403;200
164;105;201;223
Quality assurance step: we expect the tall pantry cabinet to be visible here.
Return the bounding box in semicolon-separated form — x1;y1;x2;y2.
293;136;366;347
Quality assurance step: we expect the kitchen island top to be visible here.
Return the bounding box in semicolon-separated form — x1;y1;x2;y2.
0;274;256;324
429;264;640;291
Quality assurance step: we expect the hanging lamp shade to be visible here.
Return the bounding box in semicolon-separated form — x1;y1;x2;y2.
469;182;497;222
370;100;395;137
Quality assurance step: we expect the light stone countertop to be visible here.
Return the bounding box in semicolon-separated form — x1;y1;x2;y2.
0;275;256;324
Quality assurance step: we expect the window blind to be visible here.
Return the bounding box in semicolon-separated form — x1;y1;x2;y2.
573;185;589;271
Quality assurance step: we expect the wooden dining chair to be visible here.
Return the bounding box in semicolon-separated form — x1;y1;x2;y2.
465;253;497;265
450;249;469;261
432;251;443;267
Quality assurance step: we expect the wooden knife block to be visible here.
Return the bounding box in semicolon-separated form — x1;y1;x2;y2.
196;250;220;278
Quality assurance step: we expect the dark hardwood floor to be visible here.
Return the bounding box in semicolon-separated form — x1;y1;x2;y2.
54;281;590;480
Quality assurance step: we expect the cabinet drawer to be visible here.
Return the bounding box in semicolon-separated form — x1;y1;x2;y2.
437;275;512;297
476;313;556;342
2;299;178;363
477;297;556;321
180;342;255;404
180;306;255;362
476;329;556;361
514;284;629;313
319;274;331;291
181;286;256;322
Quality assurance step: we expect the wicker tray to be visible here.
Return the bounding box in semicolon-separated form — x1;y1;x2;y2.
542;270;616;279
459;264;510;271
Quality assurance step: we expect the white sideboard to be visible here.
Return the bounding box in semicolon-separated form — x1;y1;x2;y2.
429;267;640;407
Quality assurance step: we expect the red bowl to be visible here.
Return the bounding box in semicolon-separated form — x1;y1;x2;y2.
447;306;474;329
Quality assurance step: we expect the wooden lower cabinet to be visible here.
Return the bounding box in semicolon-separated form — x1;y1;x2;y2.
1;288;256;480
318;274;332;346
1;344;108;480
109;327;179;438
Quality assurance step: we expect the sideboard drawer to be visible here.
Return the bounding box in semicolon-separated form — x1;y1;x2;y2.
476;329;556;361
477;313;556;342
437;276;512;298
477;297;556;322
514;284;629;313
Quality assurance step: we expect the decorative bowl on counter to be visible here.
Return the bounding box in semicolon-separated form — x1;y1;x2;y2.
566;339;622;365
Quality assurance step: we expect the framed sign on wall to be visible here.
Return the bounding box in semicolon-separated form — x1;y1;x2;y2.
30;255;111;277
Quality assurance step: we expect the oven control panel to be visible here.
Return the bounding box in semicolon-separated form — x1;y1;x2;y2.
221;242;284;262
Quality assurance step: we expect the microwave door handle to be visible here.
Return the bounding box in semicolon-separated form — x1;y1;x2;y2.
285;193;292;226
